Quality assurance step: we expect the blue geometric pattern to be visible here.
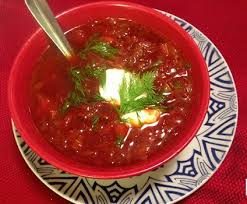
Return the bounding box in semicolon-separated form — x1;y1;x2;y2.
12;11;238;204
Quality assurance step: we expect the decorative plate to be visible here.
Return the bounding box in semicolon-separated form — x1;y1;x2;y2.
12;11;238;204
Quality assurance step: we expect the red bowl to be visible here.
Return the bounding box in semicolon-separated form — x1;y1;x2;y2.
8;1;209;179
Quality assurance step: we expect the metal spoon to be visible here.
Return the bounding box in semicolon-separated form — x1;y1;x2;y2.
25;0;74;59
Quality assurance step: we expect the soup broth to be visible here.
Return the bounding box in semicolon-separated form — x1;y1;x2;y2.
30;18;194;167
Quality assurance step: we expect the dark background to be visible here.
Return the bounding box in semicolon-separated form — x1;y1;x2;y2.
0;0;246;203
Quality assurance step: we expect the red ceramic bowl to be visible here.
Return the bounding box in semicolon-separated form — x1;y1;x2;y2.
8;2;209;179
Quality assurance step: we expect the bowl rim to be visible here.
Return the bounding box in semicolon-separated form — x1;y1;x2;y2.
8;1;210;179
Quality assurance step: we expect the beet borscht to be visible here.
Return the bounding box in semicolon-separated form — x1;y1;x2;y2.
30;18;194;167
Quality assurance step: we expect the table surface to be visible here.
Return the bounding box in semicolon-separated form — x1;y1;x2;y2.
1;0;246;203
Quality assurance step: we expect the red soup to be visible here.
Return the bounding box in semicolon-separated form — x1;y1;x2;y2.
30;18;194;167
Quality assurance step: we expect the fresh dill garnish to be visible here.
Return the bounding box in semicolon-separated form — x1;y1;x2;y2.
61;68;85;113
61;65;108;113
92;115;100;129
136;111;143;126
115;135;124;147
94;93;105;101
119;71;164;115
90;41;118;58
84;65;107;86
61;65;165;118
70;68;85;96
79;35;118;59
120;117;130;123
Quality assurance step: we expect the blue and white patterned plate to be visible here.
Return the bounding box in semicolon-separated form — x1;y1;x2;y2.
12;11;238;204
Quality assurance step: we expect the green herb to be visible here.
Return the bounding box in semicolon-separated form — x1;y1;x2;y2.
84;65;107;86
61;89;85;113
79;34;99;59
70;69;85;96
90;41;118;58
92;115;100;129
61;100;71;113
61;68;85;113
80;36;118;59
61;64;108;113
136;111;143;126
61;65;165;118
115;135;124;147
120;117;130;123
94;93;105;101
119;71;164;115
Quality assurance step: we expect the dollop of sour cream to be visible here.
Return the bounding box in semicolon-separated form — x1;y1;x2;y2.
99;69;160;127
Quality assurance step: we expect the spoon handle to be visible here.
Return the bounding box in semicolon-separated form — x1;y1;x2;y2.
25;0;74;59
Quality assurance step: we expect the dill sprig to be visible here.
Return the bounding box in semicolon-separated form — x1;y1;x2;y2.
94;93;105;102
115;135;124;147
79;35;118;59
90;41;118;58
61;65;106;113
119;71;164;115
84;65;107;86
61;68;85;113
61;66;165;116
92;115;100;129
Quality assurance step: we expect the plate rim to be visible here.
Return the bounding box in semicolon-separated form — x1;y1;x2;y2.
160;10;239;203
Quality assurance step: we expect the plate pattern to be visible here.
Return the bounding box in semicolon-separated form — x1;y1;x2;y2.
13;12;238;204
